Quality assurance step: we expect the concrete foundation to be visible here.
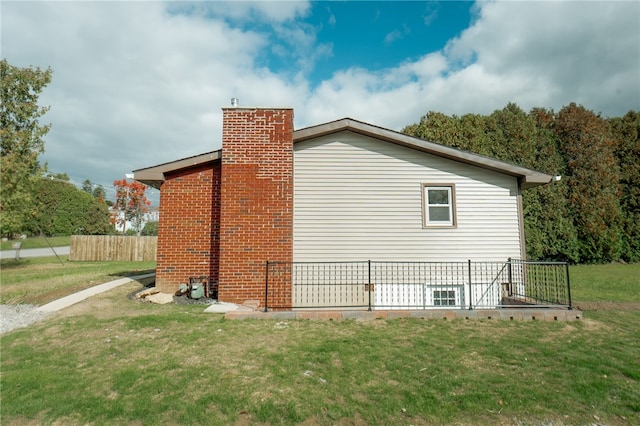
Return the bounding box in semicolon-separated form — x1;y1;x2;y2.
224;308;582;321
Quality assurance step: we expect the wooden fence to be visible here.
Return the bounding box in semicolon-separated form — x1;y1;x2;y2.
70;235;157;261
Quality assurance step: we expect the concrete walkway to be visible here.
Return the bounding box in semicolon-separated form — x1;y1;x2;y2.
37;273;155;313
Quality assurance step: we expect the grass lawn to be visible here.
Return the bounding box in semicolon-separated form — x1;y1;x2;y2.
569;263;640;303
0;261;638;425
0;256;155;305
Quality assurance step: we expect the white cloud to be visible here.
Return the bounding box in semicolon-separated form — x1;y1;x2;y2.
2;1;300;196
422;4;438;27
384;29;403;45
328;12;336;27
271;21;333;75
176;1;311;23
402;53;448;81
384;24;411;45
303;0;639;130
443;1;640;115
1;0;637;207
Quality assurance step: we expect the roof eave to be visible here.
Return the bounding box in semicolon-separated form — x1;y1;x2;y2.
132;150;221;189
521;173;554;190
134;171;166;189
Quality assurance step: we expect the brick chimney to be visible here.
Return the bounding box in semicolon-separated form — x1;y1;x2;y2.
218;107;294;308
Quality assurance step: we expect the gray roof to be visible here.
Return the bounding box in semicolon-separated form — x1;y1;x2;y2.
133;117;553;190
133;150;221;189
294;118;552;189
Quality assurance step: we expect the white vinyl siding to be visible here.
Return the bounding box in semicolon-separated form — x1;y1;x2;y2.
293;131;523;263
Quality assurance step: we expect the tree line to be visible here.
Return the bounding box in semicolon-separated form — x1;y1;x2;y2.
1;59;154;238
2;59;637;262
25;174;113;236
403;103;639;264
7;172;156;238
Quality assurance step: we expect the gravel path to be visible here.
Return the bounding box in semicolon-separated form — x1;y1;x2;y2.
0;304;51;334
1;274;157;335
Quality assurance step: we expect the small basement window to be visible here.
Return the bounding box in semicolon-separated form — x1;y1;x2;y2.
423;184;456;227
433;290;457;306
426;285;463;307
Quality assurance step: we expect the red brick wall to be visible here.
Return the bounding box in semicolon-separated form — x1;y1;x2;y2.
155;162;221;294
218;108;294;308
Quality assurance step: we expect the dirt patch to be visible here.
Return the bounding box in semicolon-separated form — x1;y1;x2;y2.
54;282;150;320
573;301;640;311
24;282;97;305
51;276;211;320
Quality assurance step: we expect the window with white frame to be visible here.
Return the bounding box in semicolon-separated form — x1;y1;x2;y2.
432;289;457;306
423;184;456;227
426;285;463;307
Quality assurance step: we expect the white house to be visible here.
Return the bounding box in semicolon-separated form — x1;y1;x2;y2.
133;107;561;310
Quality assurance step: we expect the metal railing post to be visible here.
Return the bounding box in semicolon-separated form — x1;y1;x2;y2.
468;259;473;310
264;260;269;313
368;260;372;311
507;257;513;296
565;262;572;310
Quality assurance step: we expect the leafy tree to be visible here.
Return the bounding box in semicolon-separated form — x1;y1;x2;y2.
609;111;640;262
92;185;106;202
140;221;158;236
553;103;622;263
81;179;93;193
526;108;579;262
404;111;495;156
49;172;70;181
81;178;107;202
489;104;579;262
112;179;151;235
0;59;52;237
26;178;112;236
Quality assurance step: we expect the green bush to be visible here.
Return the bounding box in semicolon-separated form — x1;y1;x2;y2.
25;179;113;236
140;221;158;236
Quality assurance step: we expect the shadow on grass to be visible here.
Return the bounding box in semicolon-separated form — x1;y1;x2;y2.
0;257;67;270
108;269;156;278
0;258;155;277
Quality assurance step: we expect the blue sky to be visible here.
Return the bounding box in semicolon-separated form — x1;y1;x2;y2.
2;1;639;206
292;2;474;82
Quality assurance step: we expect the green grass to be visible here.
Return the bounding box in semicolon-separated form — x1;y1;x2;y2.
0;256;155;305
0;260;638;425
570;263;640;302
1;296;638;425
1;235;71;251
